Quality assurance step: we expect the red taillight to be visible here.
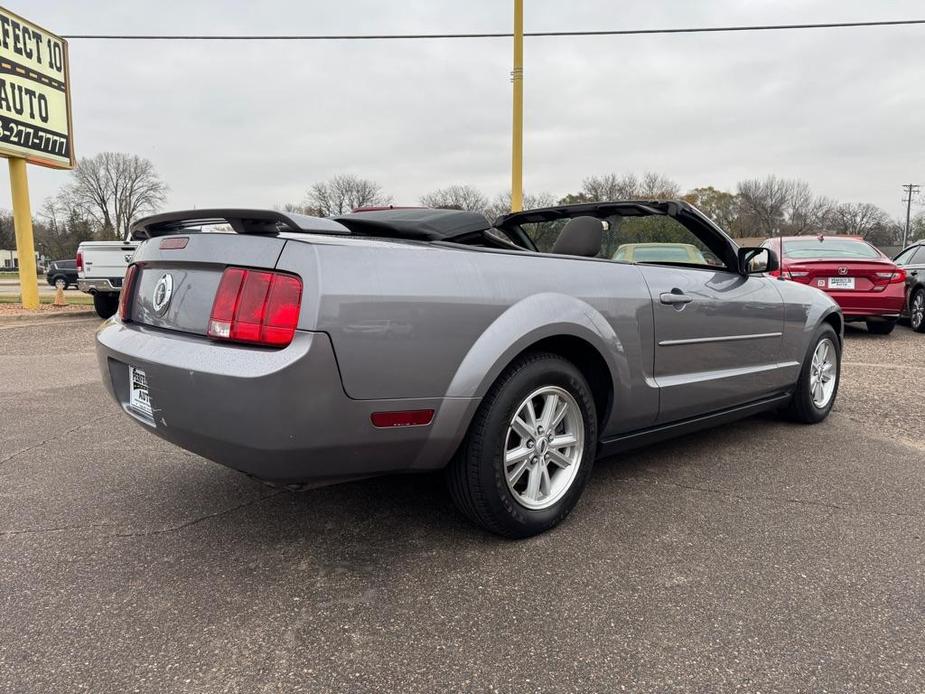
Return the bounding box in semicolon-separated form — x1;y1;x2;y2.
75;251;84;272
872;268;906;291
207;267;302;347
118;264;139;321
370;410;435;428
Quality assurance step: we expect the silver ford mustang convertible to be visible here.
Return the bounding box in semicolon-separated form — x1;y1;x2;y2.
97;201;842;537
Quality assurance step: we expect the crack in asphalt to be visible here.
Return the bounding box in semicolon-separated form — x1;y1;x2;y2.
622;477;923;520
0;490;284;538
0;412;121;467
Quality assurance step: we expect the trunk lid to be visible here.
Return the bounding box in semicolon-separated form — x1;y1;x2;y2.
784;259;898;291
128;233;287;336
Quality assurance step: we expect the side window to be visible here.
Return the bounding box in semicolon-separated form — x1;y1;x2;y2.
606;216;727;269
912;246;925;265
893;248;915;266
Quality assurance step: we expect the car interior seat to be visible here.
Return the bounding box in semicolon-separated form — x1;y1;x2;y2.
551;216;604;257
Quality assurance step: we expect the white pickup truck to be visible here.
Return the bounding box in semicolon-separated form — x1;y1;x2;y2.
76;240;139;318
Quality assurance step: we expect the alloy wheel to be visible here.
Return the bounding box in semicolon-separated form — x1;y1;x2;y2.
809;338;837;409
503;386;584;510
912;292;924;330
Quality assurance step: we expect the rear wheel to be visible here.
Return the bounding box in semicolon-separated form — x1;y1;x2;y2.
865;319;896;335
446;352;597;538
93;292;119;319
785;324;840;423
910;289;925;333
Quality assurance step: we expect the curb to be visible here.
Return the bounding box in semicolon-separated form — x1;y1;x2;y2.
0;310;98;325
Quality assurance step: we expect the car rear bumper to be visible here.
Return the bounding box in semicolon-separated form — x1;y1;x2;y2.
827;286;905;320
79;278;122;294
95;321;479;482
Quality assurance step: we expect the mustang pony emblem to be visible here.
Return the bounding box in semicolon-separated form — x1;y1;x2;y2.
152;273;174;314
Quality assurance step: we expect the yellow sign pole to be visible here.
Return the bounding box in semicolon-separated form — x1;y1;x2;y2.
511;0;524;212
9;158;39;310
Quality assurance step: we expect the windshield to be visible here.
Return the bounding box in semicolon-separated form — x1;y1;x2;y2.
632;246;702;263
782;238;880;260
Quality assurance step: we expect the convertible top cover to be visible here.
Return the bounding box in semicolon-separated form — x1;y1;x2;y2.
335;208;492;241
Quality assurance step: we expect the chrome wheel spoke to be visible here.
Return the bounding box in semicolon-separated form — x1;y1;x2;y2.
511;416;533;441
505;445;532;465
550;433;577;448
524;464;542;501
507;459;529;486
547;449;572;469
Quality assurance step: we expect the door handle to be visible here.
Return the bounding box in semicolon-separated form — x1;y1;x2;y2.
910;270;918;276
660;291;693;305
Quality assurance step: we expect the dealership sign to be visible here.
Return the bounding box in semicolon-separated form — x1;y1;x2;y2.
0;7;73;168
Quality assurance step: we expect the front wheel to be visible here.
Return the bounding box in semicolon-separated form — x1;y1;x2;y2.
910;289;925;333
446;352;597;538
785;324;841;424
93;292;119;319
865;319;896;335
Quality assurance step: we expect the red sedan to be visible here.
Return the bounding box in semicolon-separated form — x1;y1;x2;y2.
763;235;906;334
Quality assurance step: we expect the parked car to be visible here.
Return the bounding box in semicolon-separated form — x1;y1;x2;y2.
96;203;843;537
892;241;925;332
76;240;140;318
45;259;78;289
762;235;905;334
613;242;706;264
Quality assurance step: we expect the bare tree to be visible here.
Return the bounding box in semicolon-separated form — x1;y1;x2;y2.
63;152;168;240
420;185;488;212
305;174;390;216
579;173;640;202
575;172;680;203
786;181;835;235
736;176;794;236
483;191;557;221
638;172;681;198
737;176;836;237
829;202;890;239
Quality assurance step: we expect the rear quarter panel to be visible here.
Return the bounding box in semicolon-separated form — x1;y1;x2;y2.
275;238;659;436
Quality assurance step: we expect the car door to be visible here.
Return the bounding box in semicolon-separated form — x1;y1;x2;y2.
641;264;785;423
896;246;925;307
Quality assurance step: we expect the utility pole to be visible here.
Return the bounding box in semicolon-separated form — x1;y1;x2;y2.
902;183;920;248
511;0;524;212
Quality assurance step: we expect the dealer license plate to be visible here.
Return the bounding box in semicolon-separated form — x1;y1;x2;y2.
129;366;153;418
827;277;855;290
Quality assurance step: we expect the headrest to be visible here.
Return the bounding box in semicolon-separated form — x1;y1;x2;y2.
551;216;603;257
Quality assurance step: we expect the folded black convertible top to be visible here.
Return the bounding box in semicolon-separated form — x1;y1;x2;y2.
334;208;492;241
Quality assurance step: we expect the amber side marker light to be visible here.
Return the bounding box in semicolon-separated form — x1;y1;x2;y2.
370;410;435;428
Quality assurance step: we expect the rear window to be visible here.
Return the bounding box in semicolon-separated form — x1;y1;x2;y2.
783;238;880;260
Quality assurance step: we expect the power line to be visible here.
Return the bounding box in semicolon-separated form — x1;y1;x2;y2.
62;18;925;40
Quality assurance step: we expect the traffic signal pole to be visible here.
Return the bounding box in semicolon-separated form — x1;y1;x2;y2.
9;158;39;310
511;0;524;212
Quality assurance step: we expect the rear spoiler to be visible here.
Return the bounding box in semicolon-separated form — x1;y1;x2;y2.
130;208;351;240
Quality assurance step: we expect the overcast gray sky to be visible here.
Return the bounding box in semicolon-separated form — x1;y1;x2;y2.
8;0;925;221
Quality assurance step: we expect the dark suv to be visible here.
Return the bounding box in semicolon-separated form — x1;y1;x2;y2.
46;259;78;289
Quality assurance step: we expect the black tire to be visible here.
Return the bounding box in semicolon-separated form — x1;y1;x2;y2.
910;288;925;333
446;352;598;538
93;292;119;319
865;319;896;335
50;275;66;289
785;324;841;424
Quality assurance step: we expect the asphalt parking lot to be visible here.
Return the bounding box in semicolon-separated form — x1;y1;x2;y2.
1;318;922;693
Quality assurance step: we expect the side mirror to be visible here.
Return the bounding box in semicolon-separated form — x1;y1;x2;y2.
738;247;779;275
